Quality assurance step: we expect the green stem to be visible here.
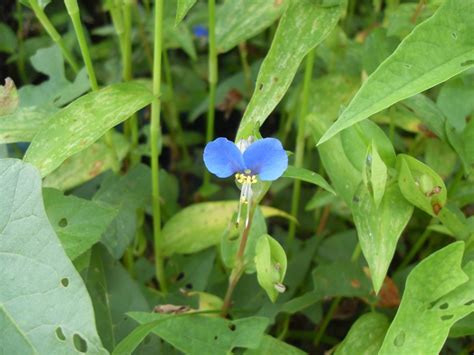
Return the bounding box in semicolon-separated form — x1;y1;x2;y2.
204;0;217;186
163;50;190;162
399;227;432;269
287;49;315;243
16;1;27;83
29;0;79;73
238;42;252;94
65;0;118;171
314;297;341;347
151;0;167;293
221;208;255;317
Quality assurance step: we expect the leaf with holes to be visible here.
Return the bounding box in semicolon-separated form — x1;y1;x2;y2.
43;188;118;261
116;313;269;355
0;158;106;354
336;313;390;355
216;0;286;53
396;154;447;217
255;234;287;302
319;0;474;144
379;242;474;354
24;81;154;177
352;182;414;293
236;0;345;139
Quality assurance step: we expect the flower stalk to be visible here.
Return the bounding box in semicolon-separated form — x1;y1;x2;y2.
151;0;167;293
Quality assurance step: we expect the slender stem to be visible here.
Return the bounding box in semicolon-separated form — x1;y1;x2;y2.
238;42;252;94
287;49;316;243
314;297;341;347
204;0;217;186
134;2;153;71
221;208;255;317
399;228;431;269
29;0;79;73
65;0;118;170
16;1;27;83
163;50;190;162
151;0;167;293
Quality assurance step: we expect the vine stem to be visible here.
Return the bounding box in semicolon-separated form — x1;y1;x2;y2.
221;208;255;317
203;0;217;187
64;0;118;171
287;49;316;243
399;227;431;269
29;0;79;73
151;0;167;293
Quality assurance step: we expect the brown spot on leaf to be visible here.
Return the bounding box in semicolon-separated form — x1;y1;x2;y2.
88;160;104;177
377;277;400;308
432;202;443;215
350;279;361;288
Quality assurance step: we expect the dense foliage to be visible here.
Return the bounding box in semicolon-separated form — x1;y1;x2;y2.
0;0;474;353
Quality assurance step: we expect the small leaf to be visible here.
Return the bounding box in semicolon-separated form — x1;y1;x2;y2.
352;183;413;293
0;77;18;116
0;159;106;353
24;82;154;176
319;0;474;144
176;0;197;25
396;154;447;216
43;188;118;260
282;166;336;194
255;234;287;302
379;242;474;354
363;142;388;207
216;0;286;53
236;0;345;139
0;22;17;54
335;313;390;355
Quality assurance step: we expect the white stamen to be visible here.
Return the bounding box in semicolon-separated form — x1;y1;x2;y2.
236;136;255;153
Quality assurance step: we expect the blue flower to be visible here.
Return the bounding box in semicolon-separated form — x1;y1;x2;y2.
192;25;209;38
204;137;288;226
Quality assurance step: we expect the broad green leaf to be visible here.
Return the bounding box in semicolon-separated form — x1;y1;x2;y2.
352;183;413;293
216;0;286;53
0;159;106;354
363;142;388;207
446;119;474;176
319;0;474;144
0;78;18;116
335;313;389;355
282;166;336;194
162;201;291;256
43;133;130;191
245;335;306;355
122;313;269;355
236;0;345;139
43;188;118;260
362;28;399;75
93;164;151;259
255;234;287;302
176;0;197;25
397;154;447;216
83;246;156;352
379;242;474;354
24;82;154;176
0;107;51;143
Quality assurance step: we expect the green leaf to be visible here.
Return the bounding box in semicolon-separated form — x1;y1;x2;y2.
282;166;336;194
0;78;19;116
245;335;306;355
176;0;197;25
255;234;287;302
0;107;51;143
363;142;388;207
0;22;17;53
236;0;345;139
352;183;414;293
446;119;474;176
216;0;286;53
319;0;474;144
43;188;118;260
396;154;447;217
120;313;268;355
83;246;155;352
43;132;130;191
24;82;154;177
93;164;151;259
379;242;474;354
335;313;390;355
0;159;106;353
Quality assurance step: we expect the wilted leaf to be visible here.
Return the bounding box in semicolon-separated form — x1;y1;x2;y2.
0;78;19;116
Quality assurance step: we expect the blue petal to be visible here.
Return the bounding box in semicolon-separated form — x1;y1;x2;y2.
203;138;245;178
193;25;209;38
243;138;288;181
